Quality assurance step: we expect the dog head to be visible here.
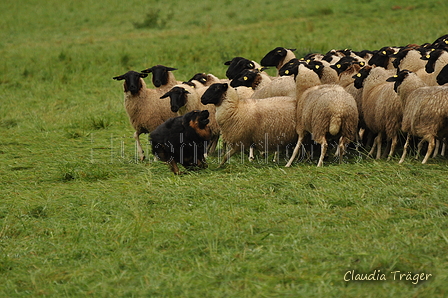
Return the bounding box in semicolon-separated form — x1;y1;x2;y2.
183;110;212;140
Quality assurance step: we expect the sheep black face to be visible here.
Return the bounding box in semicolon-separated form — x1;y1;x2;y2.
201;83;229;106
113;71;148;95
160;86;190;113
368;47;395;68
141;65;177;87
391;48;412;69
188;73;208;84
421;49;444;74
225;57;256;80
278;58;301;78
386;69;412;92
230;69;258;88
352;66;373;89
330;57;361;75
436;64;448;85
260;47;296;67
306;60;325;78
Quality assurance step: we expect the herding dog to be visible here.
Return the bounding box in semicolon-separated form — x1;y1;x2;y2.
150;110;212;174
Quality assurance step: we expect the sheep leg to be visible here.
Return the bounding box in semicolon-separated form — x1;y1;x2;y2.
337;137;345;164
422;137;435;164
368;134;378;158
432;139;440;158
375;132;383;160
285;136;304;167
416;139;425;160
207;134;220;155
249;146;255;162
381;140;391;159
387;135;398;161
399;134;411;164
440;139;446;156
317;140;328;167
134;131;145;161
219;146;239;167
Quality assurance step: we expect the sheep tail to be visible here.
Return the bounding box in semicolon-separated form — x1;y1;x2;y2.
329;116;342;136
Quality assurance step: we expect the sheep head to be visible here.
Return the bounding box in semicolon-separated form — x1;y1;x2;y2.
421;49;445;74
201;83;229;106
260;47;296;67
386;69;412;92
141;65;177;87
224;57;256;79
352;66;373;89
230;69;259;88
160;86;190;113
112;71;148;95
368;47;396;68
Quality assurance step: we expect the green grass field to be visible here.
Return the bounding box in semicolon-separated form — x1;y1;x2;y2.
1;0;448;297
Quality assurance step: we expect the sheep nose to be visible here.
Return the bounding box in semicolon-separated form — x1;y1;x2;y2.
171;106;179;113
154;80;162;87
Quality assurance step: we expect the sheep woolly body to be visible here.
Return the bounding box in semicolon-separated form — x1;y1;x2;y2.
115;72;177;161
392;71;448;164
394;48;444;86
202;85;297;165
286;64;358;167
358;67;403;160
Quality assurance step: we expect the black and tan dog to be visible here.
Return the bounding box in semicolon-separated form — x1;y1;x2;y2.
151;110;212;174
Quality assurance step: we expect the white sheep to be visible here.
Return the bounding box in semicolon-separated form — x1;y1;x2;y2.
113;71;177;161
352;66;403;160
387;69;448;164
200;83;297;166
284;63;359;167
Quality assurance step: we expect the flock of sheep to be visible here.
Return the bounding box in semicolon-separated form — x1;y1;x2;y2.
113;34;448;172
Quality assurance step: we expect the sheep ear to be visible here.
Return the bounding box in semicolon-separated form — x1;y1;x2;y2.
113;75;125;81
224;60;232;65
141;67;153;73
160;91;171;99
166;67;177;72
386;75;398;82
139;73;148;78
289;48;297;52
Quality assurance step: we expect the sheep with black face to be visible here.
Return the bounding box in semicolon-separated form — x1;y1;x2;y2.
113;70;176;161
